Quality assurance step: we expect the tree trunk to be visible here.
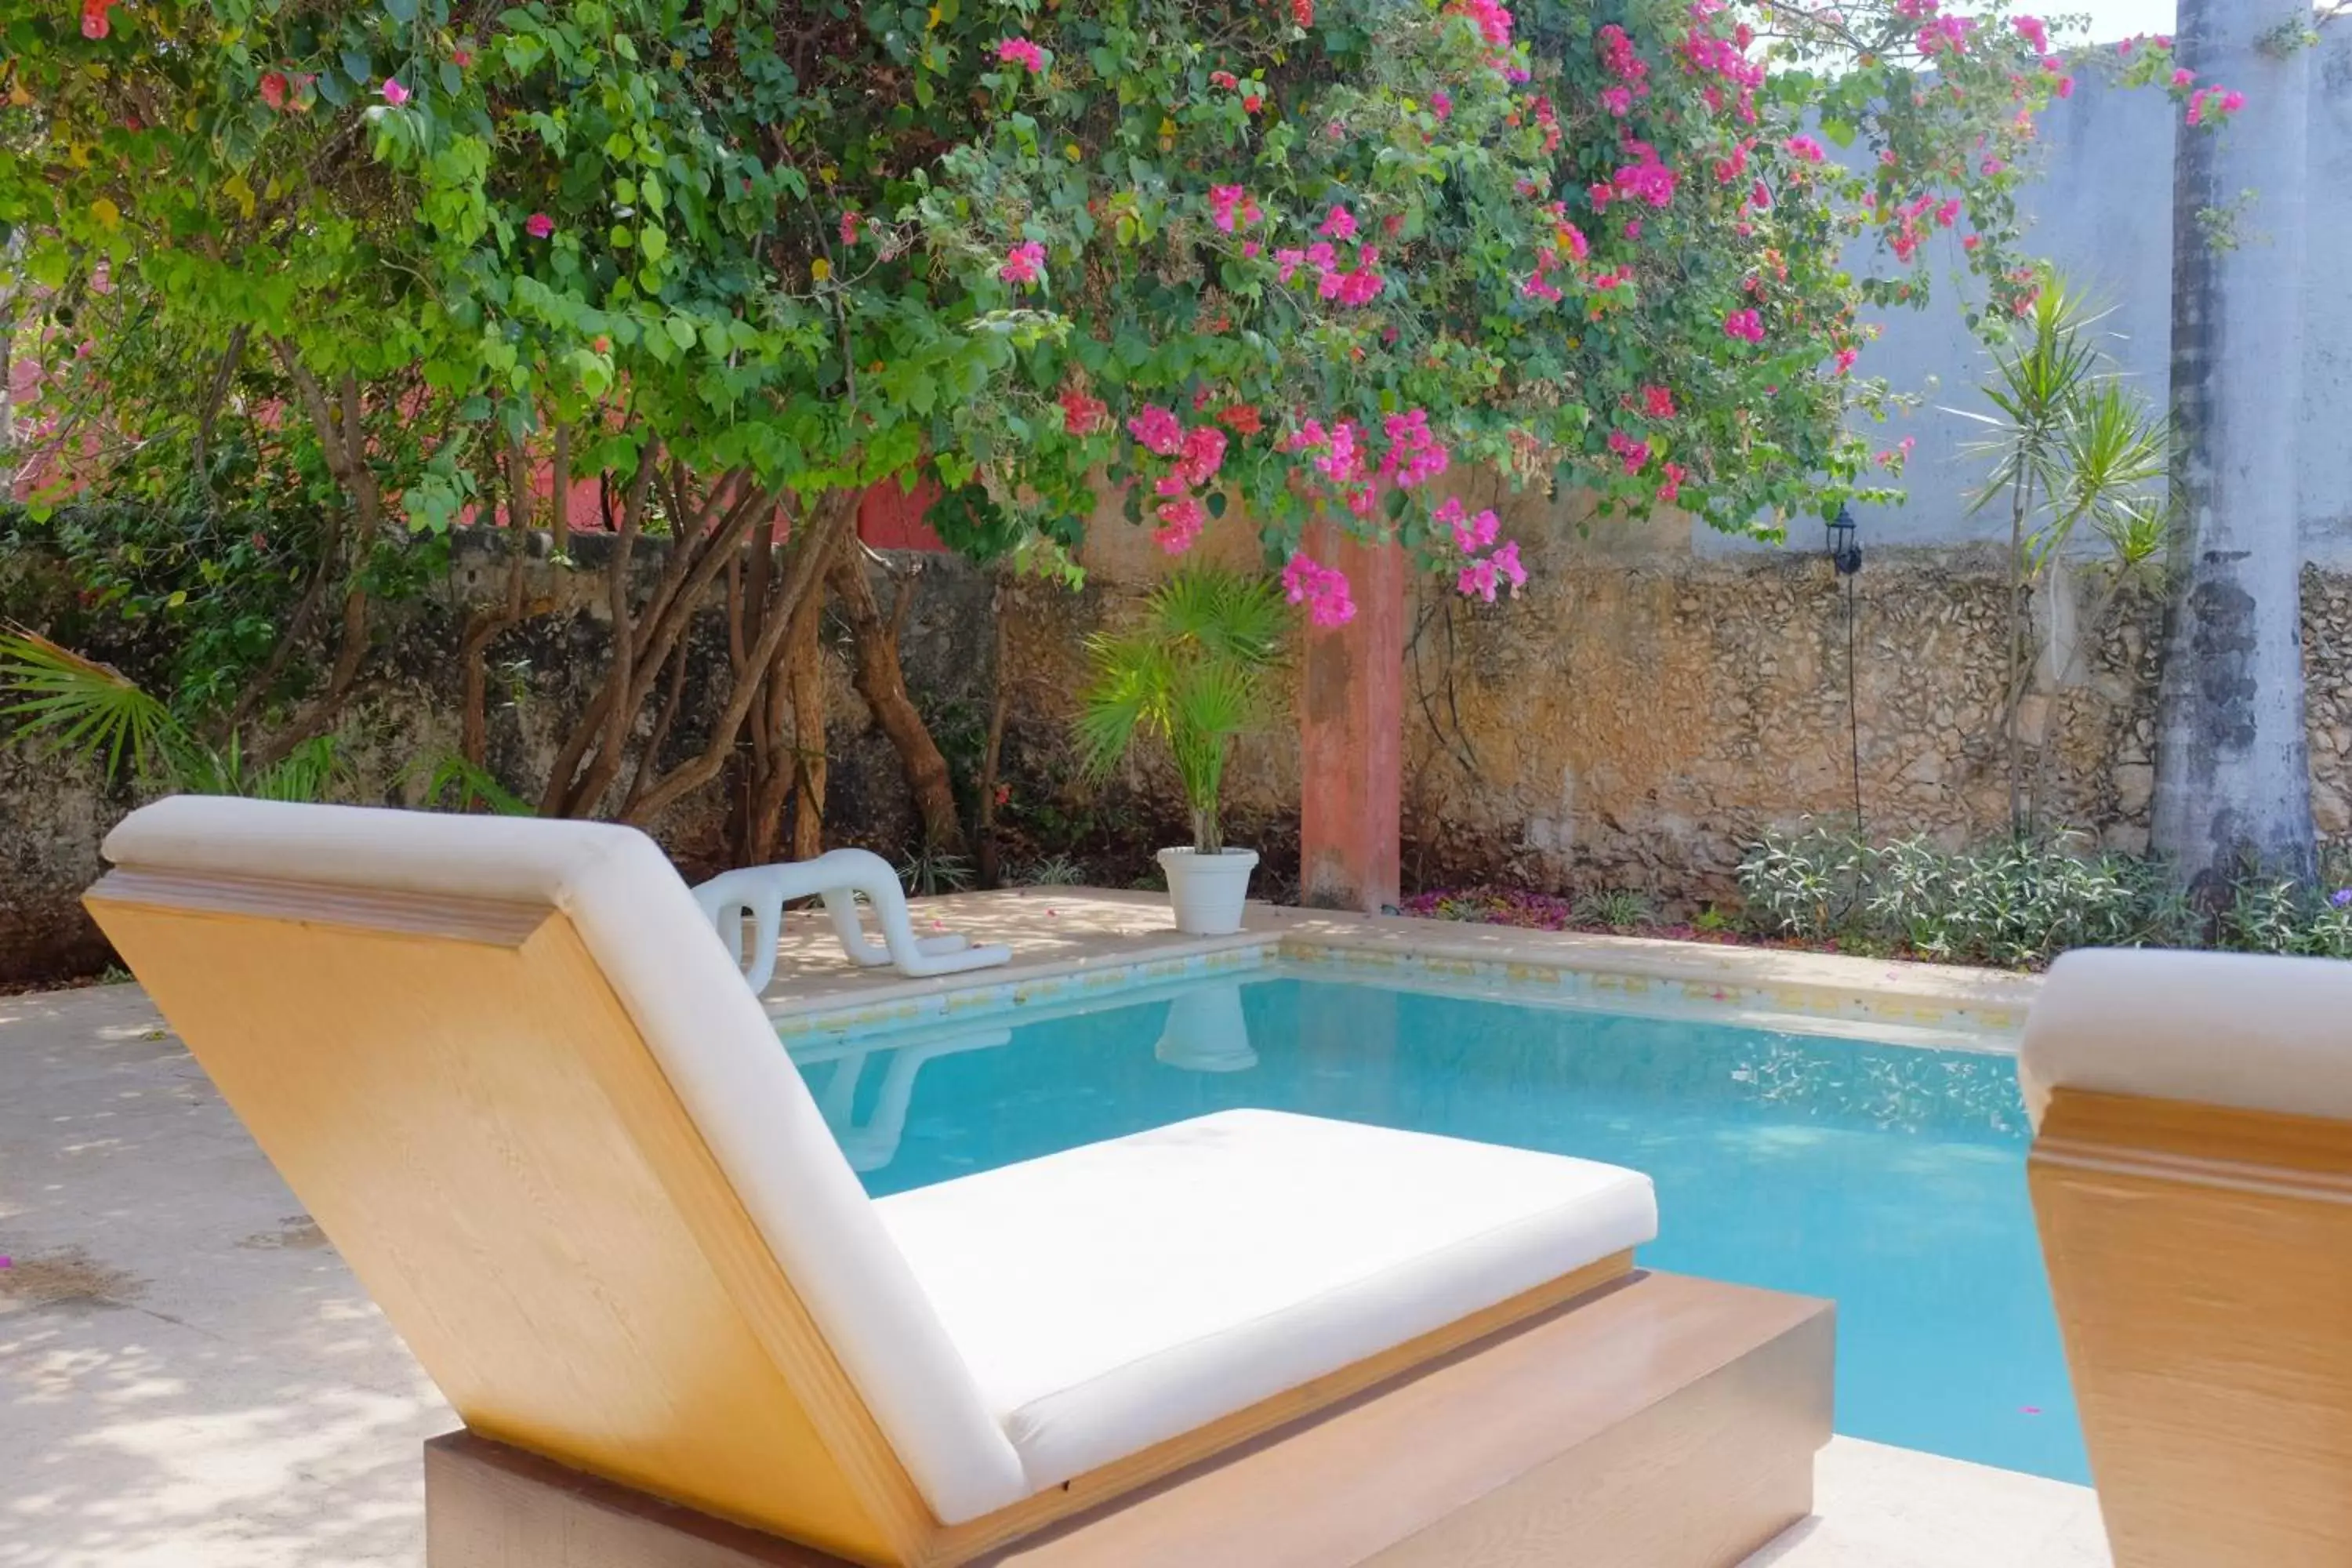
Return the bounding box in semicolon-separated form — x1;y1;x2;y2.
786;596;828;861
976;570;1011;886
2150;0;2316;893
831;551;967;855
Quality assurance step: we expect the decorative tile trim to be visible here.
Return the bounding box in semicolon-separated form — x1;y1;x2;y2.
1275;938;2024;1050
774;942;1275;1041
771;928;2024;1054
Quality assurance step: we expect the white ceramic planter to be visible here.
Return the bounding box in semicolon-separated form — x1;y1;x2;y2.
1156;846;1260;936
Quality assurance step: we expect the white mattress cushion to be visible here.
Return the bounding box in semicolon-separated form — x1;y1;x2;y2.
99;797;1029;1523
2020;946;2352;1130
873;1108;1657;1491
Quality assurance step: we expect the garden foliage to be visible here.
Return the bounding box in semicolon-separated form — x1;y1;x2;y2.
1737;820;2352;966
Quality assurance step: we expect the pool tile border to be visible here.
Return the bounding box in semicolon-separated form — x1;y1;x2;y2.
771;939;1274;1041
770;913;2034;1051
1275;937;2028;1050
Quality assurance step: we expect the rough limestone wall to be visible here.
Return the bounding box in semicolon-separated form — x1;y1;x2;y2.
9;526;2352;984
0;536;986;985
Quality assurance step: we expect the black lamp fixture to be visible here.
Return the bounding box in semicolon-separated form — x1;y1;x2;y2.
1827;504;1863;576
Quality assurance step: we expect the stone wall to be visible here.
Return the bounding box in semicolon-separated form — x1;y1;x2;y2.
8;521;2352;985
0;533;1003;986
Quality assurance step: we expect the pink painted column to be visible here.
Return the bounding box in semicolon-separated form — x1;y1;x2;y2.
1298;522;1405;912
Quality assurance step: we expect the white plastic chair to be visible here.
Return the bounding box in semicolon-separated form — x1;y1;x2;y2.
691;848;1012;993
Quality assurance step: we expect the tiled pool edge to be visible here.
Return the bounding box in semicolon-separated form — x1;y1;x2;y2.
768;902;2038;1048
769;936;1276;1040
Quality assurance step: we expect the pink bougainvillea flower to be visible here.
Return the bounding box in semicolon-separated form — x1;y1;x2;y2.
1436;496;1501;554
1176;424;1229;485
1208;184;1261;233
1601;85;1634;116
452;46;473;67
81;0;116;38
2011;13;2049;52
260;71;289;110
1835;346;1859;374
1722;307;1766;343
1210;70;1240;89
1640;383;1676;419
1606;427;1653;473
1283;553;1357;626
2171;67;2195;86
381;76;411;107
1916;13;1974;53
1377;408;1450;488
995;37;1047;74
524;212;554;239
1657;461;1689;503
1430;89;1453;120
1058;387;1107;435
1127;405;1184;456
1318;205;1358;240
1784;134;1826;162
1962;233;1982;251
840;212;861;245
1453;0;1515;48
1153;496;1206;554
997;239;1047;287
1243;93;1264;112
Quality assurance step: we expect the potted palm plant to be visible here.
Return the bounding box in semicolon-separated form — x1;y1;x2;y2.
1076;566;1285;935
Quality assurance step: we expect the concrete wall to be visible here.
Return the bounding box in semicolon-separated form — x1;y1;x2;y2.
1698;27;2352;564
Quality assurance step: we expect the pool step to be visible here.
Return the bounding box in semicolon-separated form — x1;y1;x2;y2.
424;1270;1833;1568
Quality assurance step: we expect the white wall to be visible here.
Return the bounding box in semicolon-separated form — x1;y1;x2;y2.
1693;28;2350;561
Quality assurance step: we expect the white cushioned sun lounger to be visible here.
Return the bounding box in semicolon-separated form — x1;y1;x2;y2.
2023;948;2352;1568
85;798;1682;1568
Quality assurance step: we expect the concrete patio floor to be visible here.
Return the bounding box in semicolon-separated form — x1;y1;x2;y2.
2;960;2105;1567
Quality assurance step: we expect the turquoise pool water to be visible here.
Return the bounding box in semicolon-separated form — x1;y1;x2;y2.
793;968;2084;1483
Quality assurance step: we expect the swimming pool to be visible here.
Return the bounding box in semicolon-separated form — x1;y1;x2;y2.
790;966;2084;1483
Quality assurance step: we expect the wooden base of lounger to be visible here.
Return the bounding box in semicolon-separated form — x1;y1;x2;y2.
425;1269;1831;1568
2031;1087;2352;1567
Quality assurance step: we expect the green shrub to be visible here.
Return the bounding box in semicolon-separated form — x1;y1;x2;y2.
1733;821;2342;969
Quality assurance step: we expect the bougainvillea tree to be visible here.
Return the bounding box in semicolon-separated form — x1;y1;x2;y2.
920;0;2231;619
1;0;2228;822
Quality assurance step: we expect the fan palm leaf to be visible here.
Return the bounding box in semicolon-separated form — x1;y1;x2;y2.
0;629;184;784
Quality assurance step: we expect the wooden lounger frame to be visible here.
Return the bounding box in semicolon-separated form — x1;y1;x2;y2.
426;1269;1833;1568
2031;1087;2352;1567
86;867;1724;1568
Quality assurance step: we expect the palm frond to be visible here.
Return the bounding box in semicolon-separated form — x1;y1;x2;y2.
0;629;183;784
1074;567;1289;848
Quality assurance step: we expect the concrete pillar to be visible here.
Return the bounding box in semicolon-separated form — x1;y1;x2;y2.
1298;523;1404;912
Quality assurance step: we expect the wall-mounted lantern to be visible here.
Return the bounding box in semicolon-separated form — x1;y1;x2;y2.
1827;505;1863;576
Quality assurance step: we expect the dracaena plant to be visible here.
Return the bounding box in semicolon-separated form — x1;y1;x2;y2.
1075;567;1287;855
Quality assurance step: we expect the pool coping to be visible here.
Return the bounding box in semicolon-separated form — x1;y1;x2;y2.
761;891;2039;1050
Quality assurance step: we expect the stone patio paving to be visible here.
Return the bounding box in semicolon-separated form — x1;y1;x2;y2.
2;915;2103;1568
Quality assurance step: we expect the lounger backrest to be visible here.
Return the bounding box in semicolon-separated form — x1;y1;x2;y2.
85;797;1028;1556
2021;948;2352;1567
